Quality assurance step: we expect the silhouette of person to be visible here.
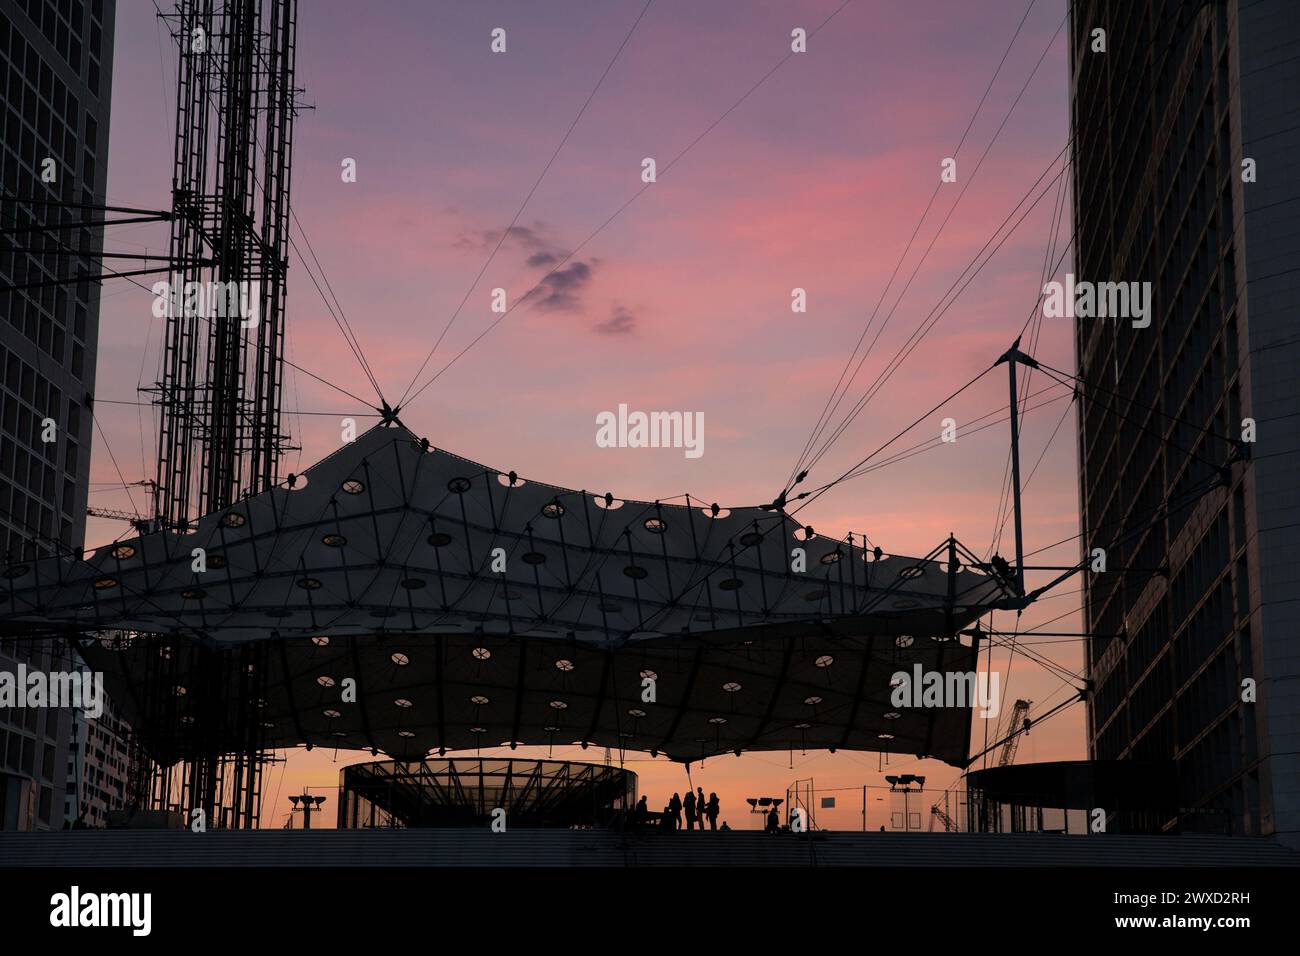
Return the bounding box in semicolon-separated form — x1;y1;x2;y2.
683;789;697;830
719;820;730;831
662;805;673;830
669;792;683;831
766;806;780;833
635;795;649;830
696;788;706;830
706;792;720;830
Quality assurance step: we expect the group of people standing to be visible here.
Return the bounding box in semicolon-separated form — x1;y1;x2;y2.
633;787;723;831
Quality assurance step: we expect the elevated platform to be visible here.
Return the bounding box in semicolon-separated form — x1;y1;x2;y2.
1;828;1295;867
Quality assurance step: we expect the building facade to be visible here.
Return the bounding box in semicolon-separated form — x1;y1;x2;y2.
0;0;115;829
64;668;133;828
1070;0;1299;843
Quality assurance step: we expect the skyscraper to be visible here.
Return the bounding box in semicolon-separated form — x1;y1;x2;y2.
1070;0;1299;843
0;0;115;829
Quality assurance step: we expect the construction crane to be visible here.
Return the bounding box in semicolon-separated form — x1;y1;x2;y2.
85;507;155;535
86;481;158;533
928;804;957;832
998;699;1033;767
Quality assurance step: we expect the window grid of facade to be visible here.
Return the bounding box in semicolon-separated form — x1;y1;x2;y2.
0;0;113;832
1071;0;1299;842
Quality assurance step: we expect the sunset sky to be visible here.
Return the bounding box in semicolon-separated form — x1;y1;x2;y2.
92;0;1082;829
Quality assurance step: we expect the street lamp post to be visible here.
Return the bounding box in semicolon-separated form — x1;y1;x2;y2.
885;774;927;832
288;789;328;830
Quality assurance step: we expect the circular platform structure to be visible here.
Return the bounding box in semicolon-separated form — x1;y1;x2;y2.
338;757;637;829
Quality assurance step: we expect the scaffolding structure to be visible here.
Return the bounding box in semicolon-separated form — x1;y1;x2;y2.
151;0;299;529
135;0;301;829
122;633;275;830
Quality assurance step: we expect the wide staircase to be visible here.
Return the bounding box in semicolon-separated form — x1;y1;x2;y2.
1;828;1297;867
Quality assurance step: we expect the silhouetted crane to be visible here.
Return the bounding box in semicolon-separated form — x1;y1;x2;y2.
928;804;957;832
998;699;1033;767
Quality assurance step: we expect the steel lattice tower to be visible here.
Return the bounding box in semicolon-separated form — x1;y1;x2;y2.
152;0;297;531
136;0;300;829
